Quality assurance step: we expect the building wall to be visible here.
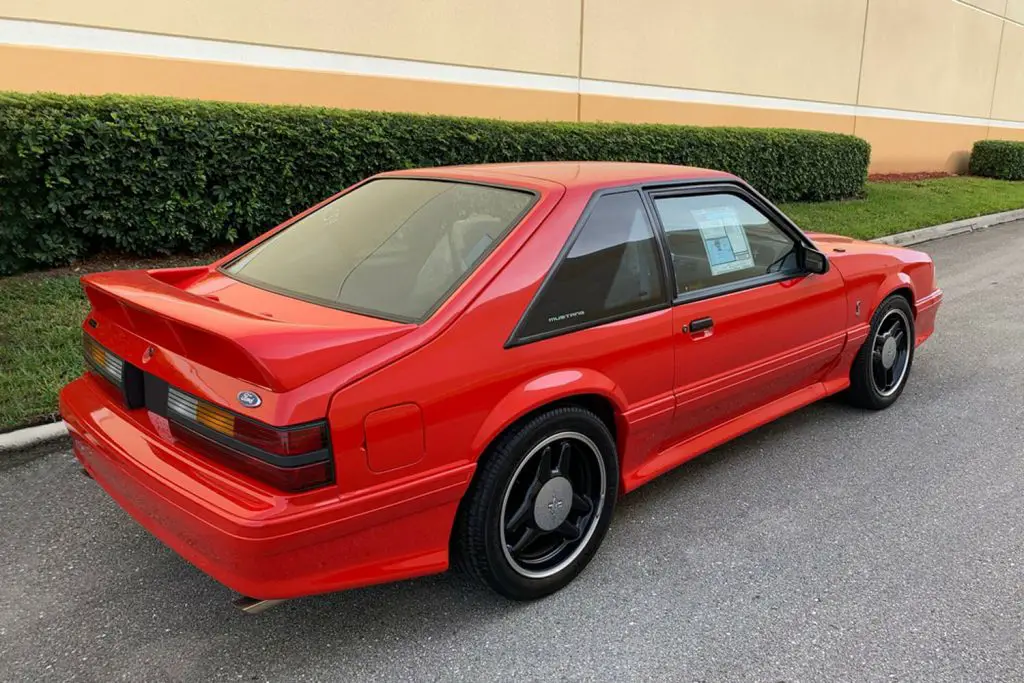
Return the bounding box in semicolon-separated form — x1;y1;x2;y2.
2;0;1023;173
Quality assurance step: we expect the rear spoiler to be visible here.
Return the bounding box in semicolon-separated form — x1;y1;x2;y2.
81;270;412;392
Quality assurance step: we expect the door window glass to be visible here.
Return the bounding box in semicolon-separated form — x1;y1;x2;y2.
653;193;799;296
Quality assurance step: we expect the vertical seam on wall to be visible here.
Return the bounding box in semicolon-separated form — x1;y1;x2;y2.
853;0;872;139
576;0;586;122
987;14;1007;121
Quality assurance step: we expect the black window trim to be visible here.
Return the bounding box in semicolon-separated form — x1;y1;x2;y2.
506;178;821;348
645;181;813;307
506;187;673;348
219;176;540;325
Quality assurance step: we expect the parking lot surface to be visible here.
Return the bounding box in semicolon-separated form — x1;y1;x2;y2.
1;224;1022;681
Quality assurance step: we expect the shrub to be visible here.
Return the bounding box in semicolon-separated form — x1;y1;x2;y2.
0;92;871;274
969;140;1024;181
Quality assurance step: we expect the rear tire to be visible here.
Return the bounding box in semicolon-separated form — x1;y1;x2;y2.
847;294;915;410
453;406;618;600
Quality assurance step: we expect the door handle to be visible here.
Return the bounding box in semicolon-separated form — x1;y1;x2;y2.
687;317;714;333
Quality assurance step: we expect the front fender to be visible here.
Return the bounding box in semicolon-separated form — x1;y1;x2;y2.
873;270;917;313
469;368;627;457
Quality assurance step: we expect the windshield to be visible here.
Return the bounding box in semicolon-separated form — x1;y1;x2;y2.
224;178;536;322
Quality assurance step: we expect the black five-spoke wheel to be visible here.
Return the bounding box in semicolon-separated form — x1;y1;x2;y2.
848;294;916;410
500;431;606;579
871;308;911;396
455;406;618;600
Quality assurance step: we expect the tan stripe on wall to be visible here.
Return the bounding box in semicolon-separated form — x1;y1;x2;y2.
0;44;1005;174
988;126;1024;142
580;94;857;135
853;116;989;174
581;96;998;173
0;45;578;121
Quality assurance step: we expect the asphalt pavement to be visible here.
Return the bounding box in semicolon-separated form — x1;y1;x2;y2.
1;224;1023;682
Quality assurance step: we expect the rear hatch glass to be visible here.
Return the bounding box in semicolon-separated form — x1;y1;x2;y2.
224;178;536;322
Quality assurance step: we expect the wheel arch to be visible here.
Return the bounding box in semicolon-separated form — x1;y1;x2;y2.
468;370;627;461
451;377;624;565
874;271;918;319
888;286;916;318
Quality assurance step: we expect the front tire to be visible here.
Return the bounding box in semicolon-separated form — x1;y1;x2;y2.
847;294;915;410
454;406;618;600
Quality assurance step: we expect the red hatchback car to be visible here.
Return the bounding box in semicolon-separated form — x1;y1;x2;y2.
60;162;942;605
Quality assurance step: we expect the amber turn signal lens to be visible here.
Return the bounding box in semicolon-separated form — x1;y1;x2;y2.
165;386;332;492
82;335;124;387
167;387;327;457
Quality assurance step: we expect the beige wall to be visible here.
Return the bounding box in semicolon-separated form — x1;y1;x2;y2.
1008;0;1024;23
582;0;867;105
992;23;1024;122
858;0;1003;119
0;0;581;76
962;0;1007;15
2;0;1024;172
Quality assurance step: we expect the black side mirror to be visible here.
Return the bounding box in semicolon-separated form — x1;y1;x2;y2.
800;245;829;275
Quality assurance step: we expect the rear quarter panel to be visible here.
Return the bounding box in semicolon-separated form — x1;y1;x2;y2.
326;187;675;497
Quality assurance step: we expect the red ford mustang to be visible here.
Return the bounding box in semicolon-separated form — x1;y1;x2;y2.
60;162;942;606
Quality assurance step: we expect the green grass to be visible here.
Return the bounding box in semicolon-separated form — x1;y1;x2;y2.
2;176;1022;432
780;176;1024;240
0;275;88;431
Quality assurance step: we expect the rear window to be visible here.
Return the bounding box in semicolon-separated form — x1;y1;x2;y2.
224;179;536;322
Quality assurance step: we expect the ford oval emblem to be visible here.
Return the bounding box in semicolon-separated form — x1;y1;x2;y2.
237;391;262;408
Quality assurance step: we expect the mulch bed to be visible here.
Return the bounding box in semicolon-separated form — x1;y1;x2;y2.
868;172;955;183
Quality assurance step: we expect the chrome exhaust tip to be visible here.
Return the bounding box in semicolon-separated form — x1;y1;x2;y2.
232;596;287;615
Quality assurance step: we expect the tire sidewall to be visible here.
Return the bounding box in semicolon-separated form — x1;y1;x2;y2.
860;296;916;408
479;409;618;599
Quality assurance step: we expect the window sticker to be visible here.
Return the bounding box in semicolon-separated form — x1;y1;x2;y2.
691;207;755;276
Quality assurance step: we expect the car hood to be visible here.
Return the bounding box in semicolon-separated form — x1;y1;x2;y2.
806;232;910;256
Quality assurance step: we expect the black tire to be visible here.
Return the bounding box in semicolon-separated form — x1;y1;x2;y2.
453;406;619;600
847;294;916;410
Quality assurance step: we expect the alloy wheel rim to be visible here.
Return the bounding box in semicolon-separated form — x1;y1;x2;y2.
871;308;911;397
499;431;607;579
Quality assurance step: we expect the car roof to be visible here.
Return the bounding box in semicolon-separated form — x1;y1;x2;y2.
383;161;736;192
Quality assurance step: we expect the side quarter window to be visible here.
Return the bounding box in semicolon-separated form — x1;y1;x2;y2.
653;192;800;297
515;191;665;341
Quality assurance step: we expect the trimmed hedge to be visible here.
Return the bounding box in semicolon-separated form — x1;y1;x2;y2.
0;92;871;274
969;140;1024;181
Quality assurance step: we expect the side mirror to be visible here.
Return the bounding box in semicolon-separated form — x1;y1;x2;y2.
800;245;829;275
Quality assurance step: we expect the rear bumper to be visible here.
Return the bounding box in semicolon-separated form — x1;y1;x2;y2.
60;375;472;599
914;288;943;347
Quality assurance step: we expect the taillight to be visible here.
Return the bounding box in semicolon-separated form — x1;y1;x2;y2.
83;334;124;387
166;387;332;492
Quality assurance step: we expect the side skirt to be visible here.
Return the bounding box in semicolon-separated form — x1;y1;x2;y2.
621;380;849;493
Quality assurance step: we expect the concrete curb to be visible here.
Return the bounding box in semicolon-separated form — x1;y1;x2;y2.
870;208;1024;247
1;207;1022;456
0;421;68;454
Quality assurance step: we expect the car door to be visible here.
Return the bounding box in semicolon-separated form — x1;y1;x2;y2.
647;185;847;445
